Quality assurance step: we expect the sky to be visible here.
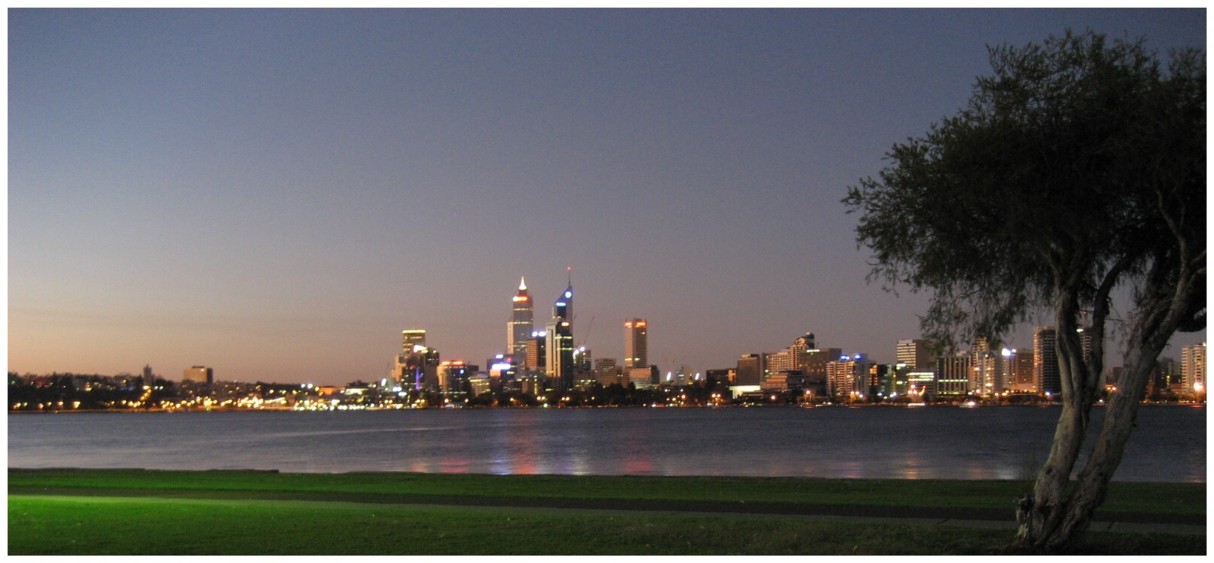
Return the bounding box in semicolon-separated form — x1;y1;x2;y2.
8;8;1207;386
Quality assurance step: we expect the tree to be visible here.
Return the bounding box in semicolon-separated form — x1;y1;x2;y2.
843;30;1204;553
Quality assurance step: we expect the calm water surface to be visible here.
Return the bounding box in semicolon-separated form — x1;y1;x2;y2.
7;406;1205;482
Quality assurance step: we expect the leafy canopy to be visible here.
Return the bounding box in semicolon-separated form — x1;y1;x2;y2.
844;30;1205;350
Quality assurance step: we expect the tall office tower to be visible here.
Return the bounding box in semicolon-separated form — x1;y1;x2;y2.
1000;347;1037;393
507;278;533;360
402;330;427;351
545;318;574;391
790;333;816;371
525;331;546;372
896;339;936;371
1034;327;1060;396
970;337;999;396
397;330;440;391
544;270;576;390
624;318;649;369
1181;342;1206;394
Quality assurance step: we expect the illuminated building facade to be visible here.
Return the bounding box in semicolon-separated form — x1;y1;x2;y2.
970;337;999;396
397;329;440;391
1181;342;1206;395
182;366;213;384
545;272;575;390
507;277;533;361
825;355;869;400
1034;327;1060;397
896;339;935;371
935;353;971;397
624;318;648;369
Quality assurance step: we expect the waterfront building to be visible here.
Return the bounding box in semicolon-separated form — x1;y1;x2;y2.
704;368;733;386
397;330;440;391
594;358;621;387
908;370;936;400
1181;342;1206;395
507;277;534;361
870;363;904;399
627;366;657;388
525;331;546;373
736;354;763;386
545;318;574;390
935;353;970;397
791;333;816;361
896;339;936;371
402;330;426;350
971;337;999;396
1034;327;1060;397
765;350;793;381
436;361;474;397
623;318;648;369
543;271;576;391
141;364;156;388
825;355;869;401
182;366;213;384
1001;348;1037;394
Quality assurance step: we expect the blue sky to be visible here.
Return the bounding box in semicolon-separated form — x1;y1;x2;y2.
8;8;1206;385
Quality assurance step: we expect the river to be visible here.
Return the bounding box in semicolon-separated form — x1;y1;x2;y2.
6;405;1205;482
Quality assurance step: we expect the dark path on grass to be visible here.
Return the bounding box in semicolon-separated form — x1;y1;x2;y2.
10;485;1205;535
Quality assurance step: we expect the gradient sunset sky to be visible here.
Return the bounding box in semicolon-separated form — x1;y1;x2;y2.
9;8;1206;386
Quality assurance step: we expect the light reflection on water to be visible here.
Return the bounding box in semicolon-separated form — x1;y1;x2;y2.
7;406;1205;482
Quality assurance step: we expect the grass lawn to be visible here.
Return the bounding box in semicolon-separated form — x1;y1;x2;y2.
8;469;1206;555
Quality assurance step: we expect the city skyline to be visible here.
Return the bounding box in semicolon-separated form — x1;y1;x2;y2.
9;8;1206;386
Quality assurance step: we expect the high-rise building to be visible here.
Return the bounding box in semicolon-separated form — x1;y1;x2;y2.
507;277;533;361
826;354;869;400
790;333;816;370
1181;342;1206;394
402;330;427;350
896;339;936;371
525;331;546;373
1034;327;1060;396
397;330;440;391
1002;347;1037;393
624;318;648;369
765;350;793;380
970;337;999;396
546;273;575;390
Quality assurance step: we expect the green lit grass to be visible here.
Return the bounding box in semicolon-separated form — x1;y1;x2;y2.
8;470;1206;555
8;495;1203;555
8;468;1205;516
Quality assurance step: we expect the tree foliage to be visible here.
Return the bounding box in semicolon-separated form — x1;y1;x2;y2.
844;30;1204;552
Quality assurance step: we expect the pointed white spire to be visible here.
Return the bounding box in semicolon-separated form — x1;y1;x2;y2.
519;276;527;291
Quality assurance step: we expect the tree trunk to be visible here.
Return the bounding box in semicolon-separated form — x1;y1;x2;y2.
1014;270;1197;553
1014;352;1156;552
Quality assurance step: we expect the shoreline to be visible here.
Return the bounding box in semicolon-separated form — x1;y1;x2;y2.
8;401;1206;415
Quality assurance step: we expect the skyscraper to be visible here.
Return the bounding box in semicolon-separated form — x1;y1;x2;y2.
624;318;648;369
1034;327;1060;396
896;339;935;371
507;277;533;360
397;329;439;391
1181;342;1206;394
545;270;575;391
